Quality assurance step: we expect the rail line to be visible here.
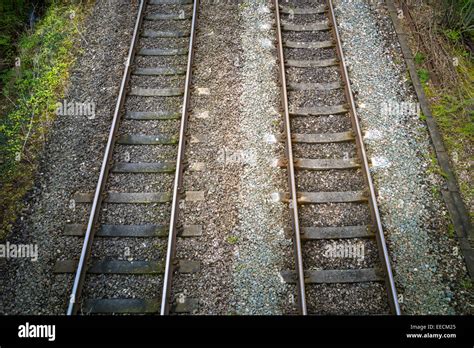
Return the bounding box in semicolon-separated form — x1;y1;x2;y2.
55;0;199;315
274;0;401;315
53;0;402;315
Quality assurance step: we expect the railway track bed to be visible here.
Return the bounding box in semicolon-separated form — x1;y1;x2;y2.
2;0;471;317
274;0;399;315
54;0;200;315
55;0;399;315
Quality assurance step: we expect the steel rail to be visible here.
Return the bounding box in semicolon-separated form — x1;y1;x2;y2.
274;0;308;315
327;0;401;315
66;0;146;315
160;0;199;315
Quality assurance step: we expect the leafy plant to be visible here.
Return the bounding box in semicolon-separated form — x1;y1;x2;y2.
227;235;239;245
444;28;462;42
417;68;430;84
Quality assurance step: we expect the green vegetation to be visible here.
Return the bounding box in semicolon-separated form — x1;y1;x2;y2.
460;277;472;289
428;88;474;153
226;235;239;245
426;152;448;179
431;185;440;199
417;68;430;85
408;0;474;217
447;223;455;238
0;1;88;239
444;28;462;42
414;52;425;65
441;0;473;42
1;1;37;76
422;52;473;206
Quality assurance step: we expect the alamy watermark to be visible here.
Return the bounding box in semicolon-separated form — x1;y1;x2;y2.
0;242;38;261
55;99;96;119
18;322;55;341
217;147;257;166
381;101;420;117
323;242;365;262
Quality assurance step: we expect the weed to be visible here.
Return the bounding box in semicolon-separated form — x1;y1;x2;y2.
227;235;239;245
414;51;425;65
417;68;430;85
460;278;472;289
444;28;462;42
447;223;455;238
431;185;441;198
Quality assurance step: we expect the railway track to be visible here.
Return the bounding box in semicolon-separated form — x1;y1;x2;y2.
54;0;199;315
274;0;401;315
51;0;401;316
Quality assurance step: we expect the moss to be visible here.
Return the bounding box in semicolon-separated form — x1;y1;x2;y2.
0;2;90;239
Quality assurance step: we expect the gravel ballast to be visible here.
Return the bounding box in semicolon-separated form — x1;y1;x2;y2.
333;0;472;314
170;0;292;315
231;1;292;315
169;0;243;315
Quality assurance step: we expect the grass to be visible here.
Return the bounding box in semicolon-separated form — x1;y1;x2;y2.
408;2;474;215
422;52;473;207
444;28;462;42
0;2;88;240
414;51;425;65
417;68;430;85
440;0;473;42
426;83;474;154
